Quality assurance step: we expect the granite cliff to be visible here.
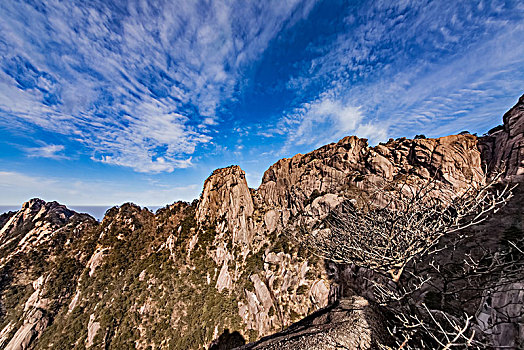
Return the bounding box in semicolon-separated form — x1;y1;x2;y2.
0;95;522;349
480;94;524;181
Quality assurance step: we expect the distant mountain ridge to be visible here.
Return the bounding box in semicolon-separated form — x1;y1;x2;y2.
0;94;522;349
0;206;162;222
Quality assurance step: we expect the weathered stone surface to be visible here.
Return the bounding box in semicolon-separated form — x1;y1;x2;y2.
309;279;330;306
0;322;15;349
0;199;91;266
216;262;233;292
86;247;110;277
263;210;278;233
306;193;345;220
5;309;49;350
67;290;81;313
477;281;524;348
0;199;97;349
250;275;274;313
258;133;483;218
237;297;390;350
86;314;100;348
197;165;255;245
480;94;524;180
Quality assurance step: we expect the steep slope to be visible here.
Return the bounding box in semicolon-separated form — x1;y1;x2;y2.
0;199;98;349
480;93;524;180
0;196;329;349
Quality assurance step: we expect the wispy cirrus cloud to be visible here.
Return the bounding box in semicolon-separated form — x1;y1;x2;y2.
279;94;388;150
1;0;523;209
274;0;524;148
25;144;68;160
0;0;318;172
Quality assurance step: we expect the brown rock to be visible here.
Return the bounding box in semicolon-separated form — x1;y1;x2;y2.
4;309;49;350
480;94;524;180
86;314;100;348
258;132;483;216
216;262;233;292
197;165;255;245
237;297;390;350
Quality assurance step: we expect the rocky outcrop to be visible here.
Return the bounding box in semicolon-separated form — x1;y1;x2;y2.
193;165;326;339
0;200;98;350
216;262;233;292
86;247;110;277
237;95;523;348
4;309;49;350
4;276;50;350
1;199;70;255
0;211;16;230
480;94;524;180
0;199;95;264
477;281;524;348
258;133;483;218
86;314;100;348
197;166;255;245
238;297;390;350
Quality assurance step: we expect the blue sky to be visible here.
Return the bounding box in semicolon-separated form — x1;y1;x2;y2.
0;0;523;206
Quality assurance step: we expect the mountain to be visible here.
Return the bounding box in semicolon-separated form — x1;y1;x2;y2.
0;95;522;349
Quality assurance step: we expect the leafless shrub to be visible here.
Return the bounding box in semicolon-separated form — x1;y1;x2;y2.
295;172;514;282
376;235;524;350
291;170;522;349
378;305;480;349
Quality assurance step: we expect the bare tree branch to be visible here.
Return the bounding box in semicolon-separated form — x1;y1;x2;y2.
293;172;514;282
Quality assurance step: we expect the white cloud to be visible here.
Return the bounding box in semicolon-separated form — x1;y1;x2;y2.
25;144;68;159
358;23;524;138
0;0;319;172
276;0;524;145
203;117;219;126
281;95;389;151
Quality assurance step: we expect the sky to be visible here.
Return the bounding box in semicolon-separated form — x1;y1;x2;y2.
0;0;523;206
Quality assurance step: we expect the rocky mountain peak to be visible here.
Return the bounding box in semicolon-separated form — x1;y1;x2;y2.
102;202;152;224
21;198;45;210
0;201;99;349
504;94;524;132
22;198;76;221
196;165;254;245
0;199;89;252
258;132;483;218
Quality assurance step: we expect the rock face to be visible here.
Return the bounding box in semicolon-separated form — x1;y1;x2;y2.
4;308;49;350
477;281;524;347
193;165;333;339
0;199;97;350
258;133;483;219
0;198;83;262
197;165;255;245
480;94;524;180
244;94;524;349
238;297;390;350
86;314;100;348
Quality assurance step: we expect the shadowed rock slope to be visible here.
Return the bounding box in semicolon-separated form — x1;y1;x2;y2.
238;297;391;350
